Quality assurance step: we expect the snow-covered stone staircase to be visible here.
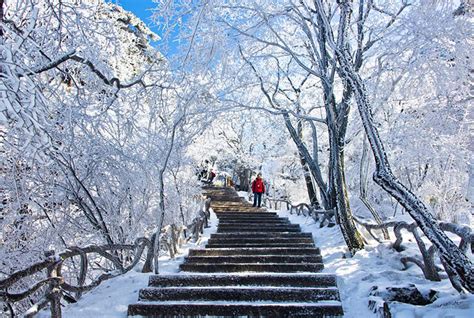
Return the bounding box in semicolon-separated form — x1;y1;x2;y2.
128;187;344;317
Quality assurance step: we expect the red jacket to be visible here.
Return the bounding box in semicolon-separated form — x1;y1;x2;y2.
252;178;265;193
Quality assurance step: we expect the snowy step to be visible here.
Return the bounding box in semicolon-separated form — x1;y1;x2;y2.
216;216;279;220
179;263;324;273
217;226;302;233
148;274;337;288
217;218;290;224
128;187;344;317
216;219;287;224
210;232;313;239
206;242;316;248
211;200;248;206
207;237;314;244
138;286;340;302
218;225;296;230
205;242;315;247
212;202;256;206
128;301;344;317
218;223;299;228
217;222;292;226
206;196;244;201
188;247;321;256
218;223;298;229
185;255;323;264
214;207;265;210
215;212;277;217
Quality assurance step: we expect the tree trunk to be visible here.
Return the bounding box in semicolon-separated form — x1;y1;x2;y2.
153;119;181;274
297;118;321;208
300;157;320;208
360;134;390;240
327;108;365;253
335;25;473;291
282;113;331;207
238;168;251;191
0;0;4;37
308;120;329;208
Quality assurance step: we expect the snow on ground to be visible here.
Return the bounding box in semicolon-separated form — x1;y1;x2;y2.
47;211;219;318
277;209;474;318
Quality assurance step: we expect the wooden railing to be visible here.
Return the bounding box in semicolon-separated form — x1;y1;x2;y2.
354;216;473;282
258;193;473;287
0;198;211;317
264;197;336;228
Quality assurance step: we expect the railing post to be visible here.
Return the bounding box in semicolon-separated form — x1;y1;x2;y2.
46;252;62;318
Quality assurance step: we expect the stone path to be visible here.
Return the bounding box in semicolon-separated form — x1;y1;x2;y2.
128;186;344;317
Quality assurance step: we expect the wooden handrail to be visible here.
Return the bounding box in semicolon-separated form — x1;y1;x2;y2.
264;197;335;227
353;216;473;282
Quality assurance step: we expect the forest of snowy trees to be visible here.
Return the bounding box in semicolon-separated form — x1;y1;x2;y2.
0;0;472;316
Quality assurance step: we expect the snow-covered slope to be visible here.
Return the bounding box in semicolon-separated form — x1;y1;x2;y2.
47;213;219;318
280;210;474;318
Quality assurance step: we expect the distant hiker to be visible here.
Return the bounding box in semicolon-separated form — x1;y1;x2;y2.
251;173;266;207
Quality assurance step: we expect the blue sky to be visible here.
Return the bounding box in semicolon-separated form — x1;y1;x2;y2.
109;0;180;56
112;0;156;27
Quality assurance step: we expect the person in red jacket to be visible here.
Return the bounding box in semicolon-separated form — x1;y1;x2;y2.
251;173;266;207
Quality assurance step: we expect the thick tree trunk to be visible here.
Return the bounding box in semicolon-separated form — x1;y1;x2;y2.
335;32;473;291
333;151;365;252
154;177;165;274
327;104;365;252
238;168;251;191
360;134;390;240
0;0;4;37
297;119;321;208
308;120;329;208
300;157;320;208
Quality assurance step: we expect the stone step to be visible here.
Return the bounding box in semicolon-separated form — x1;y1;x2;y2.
218;218;290;224
217;227;302;233
207;237;314;244
214;209;266;213
148;274;337;288
218;222;292;227
215;212;277;217
206;195;243;200
210;232;313;239
217;216;286;220
211;201;248;206
179;263;324;273
211;202;255;206
214;210;267;214
211;206;266;209
188;248;321;256
212;210;267;214
218;222;299;228
185;255;323;264
216;218;287;223
206;243;315;248
128;187;343;317
218;223;297;229
128;301;344;317
139;286;340;302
